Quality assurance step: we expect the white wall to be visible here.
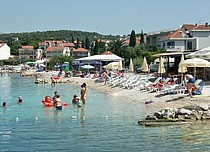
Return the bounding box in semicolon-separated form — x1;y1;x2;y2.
191;31;210;38
0;43;11;60
196;37;210;50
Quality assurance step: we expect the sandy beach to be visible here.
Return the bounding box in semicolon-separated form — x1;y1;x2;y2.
68;75;210;112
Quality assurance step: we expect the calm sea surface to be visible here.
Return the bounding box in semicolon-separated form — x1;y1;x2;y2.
1;74;210;151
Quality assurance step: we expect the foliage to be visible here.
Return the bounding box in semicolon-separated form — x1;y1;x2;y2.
48;55;73;70
92;40;99;55
129;30;136;47
0;30;119;55
123;44;166;67
85;36;90;50
2;57;20;65
140;30;145;44
108;39;124;57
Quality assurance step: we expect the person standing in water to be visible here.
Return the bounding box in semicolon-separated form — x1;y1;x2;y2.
54;94;62;110
80;83;87;104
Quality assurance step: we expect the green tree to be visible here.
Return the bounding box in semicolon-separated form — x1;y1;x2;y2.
49;55;73;70
81;40;85;48
85;36;90;50
129;30;136;47
140;30;145;44
109;39;123;57
93;40;99;55
75;38;80;49
71;36;74;43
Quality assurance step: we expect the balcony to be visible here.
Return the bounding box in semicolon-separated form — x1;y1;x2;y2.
166;46;182;52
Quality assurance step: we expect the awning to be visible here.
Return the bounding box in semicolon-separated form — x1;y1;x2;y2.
75;54;124;61
186;46;210;59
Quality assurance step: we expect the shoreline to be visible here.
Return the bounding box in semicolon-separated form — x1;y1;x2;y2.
68;76;210;112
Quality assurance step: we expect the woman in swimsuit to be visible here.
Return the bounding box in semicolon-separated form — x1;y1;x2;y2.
80;83;87;104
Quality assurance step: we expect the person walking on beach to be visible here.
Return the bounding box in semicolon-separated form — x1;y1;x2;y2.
184;72;195;98
80;83;87;104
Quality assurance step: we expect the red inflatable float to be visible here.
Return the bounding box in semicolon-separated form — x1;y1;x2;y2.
42;96;69;107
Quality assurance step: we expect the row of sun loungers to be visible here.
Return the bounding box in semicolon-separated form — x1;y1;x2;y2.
104;73;205;96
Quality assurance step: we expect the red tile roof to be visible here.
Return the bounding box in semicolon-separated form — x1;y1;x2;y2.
73;48;89;52
22;45;34;49
102;51;113;55
0;43;5;48
63;42;75;47
161;24;210;41
46;46;65;52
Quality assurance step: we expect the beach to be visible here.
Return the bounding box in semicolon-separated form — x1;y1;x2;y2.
68;75;210;112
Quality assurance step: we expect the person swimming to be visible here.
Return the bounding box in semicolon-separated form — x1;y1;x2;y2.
72;95;80;104
18;96;23;104
2;101;7;107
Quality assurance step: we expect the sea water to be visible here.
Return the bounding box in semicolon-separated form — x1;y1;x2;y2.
1;74;210;151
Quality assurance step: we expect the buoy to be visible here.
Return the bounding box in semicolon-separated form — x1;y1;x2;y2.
16;117;19;122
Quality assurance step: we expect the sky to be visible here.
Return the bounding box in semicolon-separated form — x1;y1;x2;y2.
1;0;210;35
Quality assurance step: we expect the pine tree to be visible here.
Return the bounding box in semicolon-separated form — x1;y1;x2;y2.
140;30;144;44
93;40;99;55
75;38;80;49
81;40;85;48
85;36;90;50
129;30;136;47
71;36;74;43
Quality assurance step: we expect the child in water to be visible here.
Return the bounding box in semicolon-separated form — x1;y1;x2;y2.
72;95;80;104
72;95;81;107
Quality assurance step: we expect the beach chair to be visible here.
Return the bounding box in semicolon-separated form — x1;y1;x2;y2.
192;81;205;95
119;75;138;88
127;78;147;89
141;77;162;91
122;75;142;88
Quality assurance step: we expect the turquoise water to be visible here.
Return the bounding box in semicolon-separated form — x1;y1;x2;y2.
1;74;210;151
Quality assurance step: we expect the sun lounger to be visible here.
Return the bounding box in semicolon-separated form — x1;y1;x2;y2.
192;81;205;95
140;77;162;91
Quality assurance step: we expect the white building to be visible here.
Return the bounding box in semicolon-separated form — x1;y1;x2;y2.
0;42;11;60
46;46;71;58
160;23;210;52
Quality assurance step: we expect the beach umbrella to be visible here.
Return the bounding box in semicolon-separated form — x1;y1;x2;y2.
158;57;166;76
178;54;187;73
81;65;95;69
141;57;149;73
178;54;187;82
103;62;118;70
103;62;119;70
90;61;102;65
179;58;210;78
129;58;134;72
118;59;123;71
179;58;210;67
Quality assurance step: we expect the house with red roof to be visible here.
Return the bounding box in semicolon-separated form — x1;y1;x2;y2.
19;45;37;61
72;48;90;59
46;46;71;58
160;23;210;52
0;41;11;60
